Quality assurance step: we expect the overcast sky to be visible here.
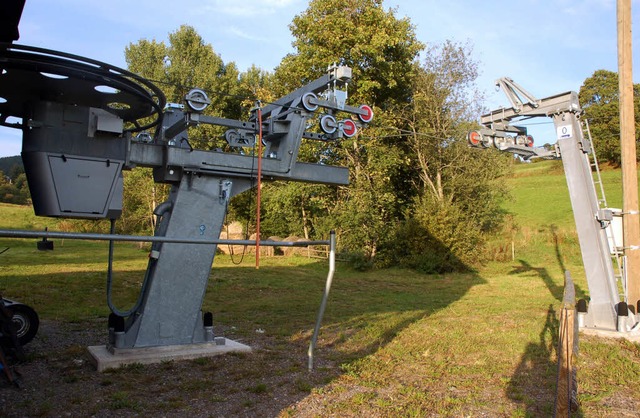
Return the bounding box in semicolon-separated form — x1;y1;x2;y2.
1;0;637;156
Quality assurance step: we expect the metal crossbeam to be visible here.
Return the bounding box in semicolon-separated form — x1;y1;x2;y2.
481;91;580;125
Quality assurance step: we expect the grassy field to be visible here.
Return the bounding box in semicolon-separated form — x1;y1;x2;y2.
0;161;639;416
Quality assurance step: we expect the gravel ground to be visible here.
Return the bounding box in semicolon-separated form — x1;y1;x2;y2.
0;319;339;417
5;321;638;417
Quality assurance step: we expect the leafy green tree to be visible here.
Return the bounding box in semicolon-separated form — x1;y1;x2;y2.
578;69;640;165
8;163;24;181
124;26;248;234
270;0;423;261
13;172;30;204
276;0;422;105
0;170;11;202
126;25;242;150
0;169;30;205
403;41;508;226
119;168;167;234
259;182;334;239
378;41;511;271
332;133;406;260
237;65;276;112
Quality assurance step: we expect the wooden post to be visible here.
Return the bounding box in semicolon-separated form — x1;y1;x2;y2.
618;0;640;309
555;271;579;417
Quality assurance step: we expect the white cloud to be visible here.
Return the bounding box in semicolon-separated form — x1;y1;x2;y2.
200;0;303;17
227;26;268;42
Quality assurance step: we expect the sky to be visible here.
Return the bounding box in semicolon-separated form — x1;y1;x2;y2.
1;0;638;157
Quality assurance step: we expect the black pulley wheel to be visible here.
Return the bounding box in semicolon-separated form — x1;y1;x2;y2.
0;43;166;132
9;303;39;346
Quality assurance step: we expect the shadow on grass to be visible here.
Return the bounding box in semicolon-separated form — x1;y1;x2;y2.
510;259;564;301
205;261;485;362
508;225;586;301
1;230;486;416
508;223;585;415
507;304;584;417
1;255;486;353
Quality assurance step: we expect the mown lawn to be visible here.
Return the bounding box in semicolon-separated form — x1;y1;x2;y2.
1;161;639;416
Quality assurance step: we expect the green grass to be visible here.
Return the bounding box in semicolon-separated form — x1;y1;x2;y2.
1;162;639;416
0;202;61;230
503;160;627;229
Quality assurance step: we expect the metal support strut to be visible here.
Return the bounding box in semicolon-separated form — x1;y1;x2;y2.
468;78;632;333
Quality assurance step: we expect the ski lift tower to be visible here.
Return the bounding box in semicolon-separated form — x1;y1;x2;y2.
468;78;637;334
0;40;373;369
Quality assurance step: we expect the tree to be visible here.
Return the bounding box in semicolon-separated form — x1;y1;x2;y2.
0;169;29;205
237;65;276;111
13;172;30;204
578;69;640;165
271;0;423;261
276;0;422;106
332;134;406;261
124;26;249;234
402;42;484;200
126;25;242;150
404;41;508;226
378;41;511;272
119;168;167;234
259;182;335;239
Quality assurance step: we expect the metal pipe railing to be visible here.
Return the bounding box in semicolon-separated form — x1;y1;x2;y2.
1;227;338;369
0;228;329;247
308;230;336;371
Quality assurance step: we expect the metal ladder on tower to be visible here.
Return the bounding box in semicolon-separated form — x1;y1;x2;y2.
583;119;628;302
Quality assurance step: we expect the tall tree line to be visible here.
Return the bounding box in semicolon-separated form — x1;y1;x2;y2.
578;69;640;166
121;0;511;272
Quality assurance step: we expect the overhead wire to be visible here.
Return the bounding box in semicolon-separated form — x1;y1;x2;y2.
226;105;263;266
141;75;508;266
141;73;558;147
142;76;302;112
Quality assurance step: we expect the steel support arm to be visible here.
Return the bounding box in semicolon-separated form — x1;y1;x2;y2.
481;91;580;124
472;76;623;330
127;143;349;185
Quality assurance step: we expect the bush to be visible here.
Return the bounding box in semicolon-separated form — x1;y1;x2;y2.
342;251;374;271
378;216;467;274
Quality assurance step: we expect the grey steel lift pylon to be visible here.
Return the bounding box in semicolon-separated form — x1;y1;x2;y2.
0;43;373;367
468;77;637;333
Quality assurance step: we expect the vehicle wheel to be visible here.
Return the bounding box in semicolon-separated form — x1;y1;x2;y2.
10;304;39;346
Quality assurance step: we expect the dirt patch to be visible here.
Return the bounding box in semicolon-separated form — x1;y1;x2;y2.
0;320;340;417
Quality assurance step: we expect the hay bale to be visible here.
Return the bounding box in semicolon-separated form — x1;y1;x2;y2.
282;236;309;256
218;221;247;255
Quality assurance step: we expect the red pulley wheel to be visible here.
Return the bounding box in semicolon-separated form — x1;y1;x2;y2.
358;105;374;123
467;130;482;146
342;119;357;137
